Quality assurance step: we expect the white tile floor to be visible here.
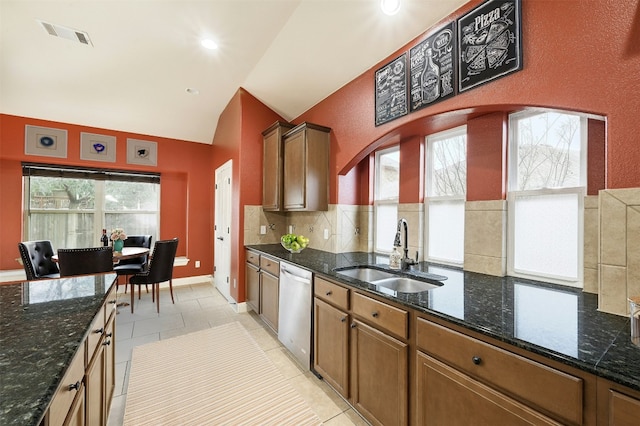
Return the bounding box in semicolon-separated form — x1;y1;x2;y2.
107;282;369;425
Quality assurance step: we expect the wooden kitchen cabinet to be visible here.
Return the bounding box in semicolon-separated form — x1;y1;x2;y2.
350;318;408;426
415;316;586;425
262;121;294;211
282;122;330;211
313;278;350;398
259;255;279;332
245;249;261;313
597;378;640;425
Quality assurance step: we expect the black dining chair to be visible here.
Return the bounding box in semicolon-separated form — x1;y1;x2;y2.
18;240;60;280
57;246;114;277
128;238;179;313
113;235;152;294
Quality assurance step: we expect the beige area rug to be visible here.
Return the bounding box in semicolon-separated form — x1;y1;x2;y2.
123;321;322;425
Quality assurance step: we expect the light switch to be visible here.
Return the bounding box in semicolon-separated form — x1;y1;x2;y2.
260;225;267;234
324;229;329;239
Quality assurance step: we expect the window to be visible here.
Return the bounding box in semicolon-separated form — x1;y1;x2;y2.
374;147;399;253
508;110;586;286
425;126;466;265
23;163;160;251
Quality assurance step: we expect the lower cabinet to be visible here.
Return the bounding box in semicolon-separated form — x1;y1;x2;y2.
597;378;640;425
416;351;558;425
260;271;279;332
46;283;116;426
350;319;408;426
313;297;349;398
245;262;260;313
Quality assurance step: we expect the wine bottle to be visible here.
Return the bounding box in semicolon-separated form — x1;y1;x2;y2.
101;229;109;247
421;48;440;104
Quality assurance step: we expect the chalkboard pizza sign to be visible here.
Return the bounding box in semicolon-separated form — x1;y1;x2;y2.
375;53;408;126
458;0;522;92
409;21;457;112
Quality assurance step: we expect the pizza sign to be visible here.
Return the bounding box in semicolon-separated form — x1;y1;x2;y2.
458;0;522;92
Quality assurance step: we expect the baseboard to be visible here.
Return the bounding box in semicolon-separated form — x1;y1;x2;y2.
0;269;26;283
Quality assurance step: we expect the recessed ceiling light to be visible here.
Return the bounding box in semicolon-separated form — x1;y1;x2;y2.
186;88;200;95
380;0;401;15
200;38;218;50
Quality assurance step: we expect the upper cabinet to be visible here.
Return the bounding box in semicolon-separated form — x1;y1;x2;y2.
262;121;331;212
262;121;294;211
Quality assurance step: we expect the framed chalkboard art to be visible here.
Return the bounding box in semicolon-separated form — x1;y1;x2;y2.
409;21;457;113
457;0;522;92
375;53;408;126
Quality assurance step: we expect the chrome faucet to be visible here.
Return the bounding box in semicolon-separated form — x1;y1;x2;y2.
394;218;418;271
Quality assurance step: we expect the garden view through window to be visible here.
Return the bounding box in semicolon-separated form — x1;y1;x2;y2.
23;164;160;252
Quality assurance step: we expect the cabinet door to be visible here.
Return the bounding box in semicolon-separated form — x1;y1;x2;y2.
416;351;559;426
63;383;85;426
283;130;306;210
314;298;349;398
246;262;260;313
104;313;116;415
85;341;106;426
260;271;279;332
263;126;283;210
350;319;408;426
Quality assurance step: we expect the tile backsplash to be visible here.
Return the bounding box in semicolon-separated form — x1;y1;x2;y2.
244;189;639;317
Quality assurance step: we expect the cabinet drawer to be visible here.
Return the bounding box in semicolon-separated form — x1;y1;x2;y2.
315;277;349;310
103;282;117;322
416;318;583;425
246;249;260;266
260;255;279;276
351;292;407;339
48;346;85;426
86;311;105;365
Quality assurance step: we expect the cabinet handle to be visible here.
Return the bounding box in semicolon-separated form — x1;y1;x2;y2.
325;290;332;296
341;316;347;322
68;381;81;391
105;332;113;338
350;322;356;328
372;312;379;318
94;327;104;334
108;300;117;304
103;340;111;346
472;356;482;365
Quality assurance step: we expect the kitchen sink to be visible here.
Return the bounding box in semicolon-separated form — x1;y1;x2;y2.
336;267;396;282
372;277;441;293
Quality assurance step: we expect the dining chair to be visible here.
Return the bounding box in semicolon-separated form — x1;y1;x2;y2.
113;235;152;295
18;240;60;280
128;238;179;313
57;246;114;277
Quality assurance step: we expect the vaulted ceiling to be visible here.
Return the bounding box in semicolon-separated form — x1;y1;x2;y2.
0;0;468;144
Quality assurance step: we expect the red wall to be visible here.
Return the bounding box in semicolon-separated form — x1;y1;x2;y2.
0;114;214;277
295;0;638;203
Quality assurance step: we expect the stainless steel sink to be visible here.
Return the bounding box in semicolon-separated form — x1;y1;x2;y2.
336;267;396;282
372;277;441;293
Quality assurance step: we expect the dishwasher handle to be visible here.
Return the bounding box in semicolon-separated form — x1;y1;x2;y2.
280;267;311;284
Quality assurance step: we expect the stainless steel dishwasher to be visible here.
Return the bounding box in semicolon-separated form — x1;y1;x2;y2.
278;261;313;370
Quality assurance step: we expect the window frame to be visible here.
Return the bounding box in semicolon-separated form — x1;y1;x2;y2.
424;125;467;266
506;110;588;287
373;146;400;254
22;163;160;250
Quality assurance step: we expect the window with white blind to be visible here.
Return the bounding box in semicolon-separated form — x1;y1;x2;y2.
374;147;399;253
23;163;160;251
425;126;466;266
507;110;586;286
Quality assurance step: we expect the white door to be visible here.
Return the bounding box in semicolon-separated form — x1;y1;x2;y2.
214;160;233;303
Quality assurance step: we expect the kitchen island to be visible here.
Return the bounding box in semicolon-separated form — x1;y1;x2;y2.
0;273;117;426
246;245;640;392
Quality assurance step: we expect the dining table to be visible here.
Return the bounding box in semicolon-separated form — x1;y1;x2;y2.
51;246;150;263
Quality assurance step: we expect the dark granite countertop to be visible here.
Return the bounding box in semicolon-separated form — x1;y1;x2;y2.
0;273;117;426
247;245;640;392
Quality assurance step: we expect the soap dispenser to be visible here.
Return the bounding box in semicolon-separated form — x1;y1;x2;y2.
389;245;402;270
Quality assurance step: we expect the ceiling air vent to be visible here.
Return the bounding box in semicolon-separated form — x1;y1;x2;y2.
37;20;93;46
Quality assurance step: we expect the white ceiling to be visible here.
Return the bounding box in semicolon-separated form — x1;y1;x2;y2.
0;0;468;145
